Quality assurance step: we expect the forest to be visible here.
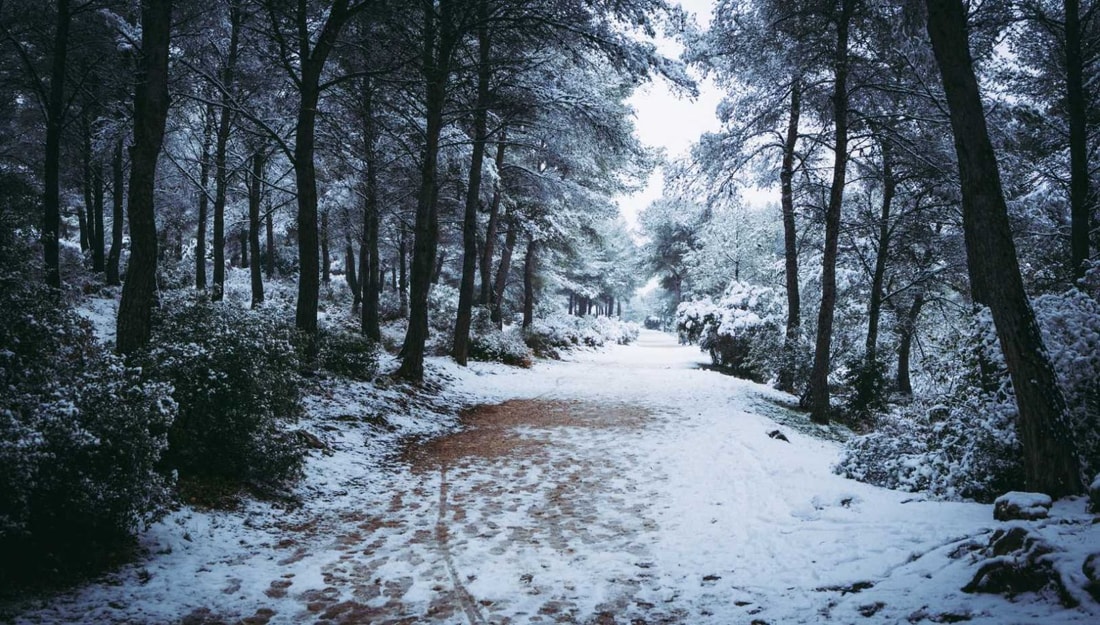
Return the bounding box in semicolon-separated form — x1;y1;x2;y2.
1;0;1099;622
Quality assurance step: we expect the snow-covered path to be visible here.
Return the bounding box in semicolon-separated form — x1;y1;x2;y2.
6;330;1097;624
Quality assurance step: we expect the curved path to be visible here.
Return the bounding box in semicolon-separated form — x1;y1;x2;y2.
10;331;1094;624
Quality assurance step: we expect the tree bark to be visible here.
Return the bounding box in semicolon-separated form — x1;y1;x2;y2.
397;1;458;382
116;0;171;355
265;209;276;278
106;138;124;286
453;0;492;365
806;0;853;424
491;208;516;327
248;150;265;308
926;0;1082;497
360;75;381;340
522;238;536;328
865;134;895;365
1066;0;1093;283
92;160;105;272
43;0;71;291
398;225;408;317
896;290;924;396
196;101;214;290
212;3;240;301
80;114;93;254
480;135;506;305
778;77;802;393
320;209;330;283
346;237;359;312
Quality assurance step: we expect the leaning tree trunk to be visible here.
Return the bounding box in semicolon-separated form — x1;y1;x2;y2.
106;138;125;286
926;0;1082;497
43;0;71;291
453;0;492;366
806;0;853;425
116;0;171;355
480;136;506;306
778;77;803;393
1066;0;1093;283
248;150;265;308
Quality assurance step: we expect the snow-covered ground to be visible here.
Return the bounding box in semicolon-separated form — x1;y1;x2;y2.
4;329;1097;624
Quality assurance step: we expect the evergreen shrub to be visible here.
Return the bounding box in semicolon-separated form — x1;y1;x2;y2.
141;295;304;488
0;279;174;583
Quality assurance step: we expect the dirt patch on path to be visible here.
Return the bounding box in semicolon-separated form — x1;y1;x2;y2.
402;399;654;470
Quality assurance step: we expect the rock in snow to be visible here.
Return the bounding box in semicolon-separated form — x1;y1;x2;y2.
993;491;1053;521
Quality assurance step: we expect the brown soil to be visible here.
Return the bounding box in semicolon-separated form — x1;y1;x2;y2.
401;399;654;471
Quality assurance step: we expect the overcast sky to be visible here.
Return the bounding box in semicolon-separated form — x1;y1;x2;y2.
616;0;723;232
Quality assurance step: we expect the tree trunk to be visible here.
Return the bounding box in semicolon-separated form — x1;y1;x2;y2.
211;5;240;301
896;290;924;396
1066;0;1093;283
806;0;853;424
80;114;94;254
106;138;124;286
43;0;71;291
320;209;330;283
116;0;171;355
491;209;516;327
865;134;895;365
265;209;275;278
398;226;408;317
778;78;802;393
453;0;492;366
196;101;214;289
480;136;506;306
926;0;1082;497
249;150;265;308
397;2;457;382
522;238;536;329
361;76;381;341
346;237;359;312
286;0;355;337
92;161;105;272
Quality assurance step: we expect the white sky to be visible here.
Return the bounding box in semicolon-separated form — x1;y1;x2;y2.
617;0;723;233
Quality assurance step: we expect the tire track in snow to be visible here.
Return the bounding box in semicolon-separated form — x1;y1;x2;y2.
435;464;487;625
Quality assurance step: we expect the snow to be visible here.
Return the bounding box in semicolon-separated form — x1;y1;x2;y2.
995;492;1054;511
3;330;1097;624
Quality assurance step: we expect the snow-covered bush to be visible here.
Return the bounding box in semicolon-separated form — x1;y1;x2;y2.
1034;289;1100;477
524;312;639;357
318;328;380;380
676;282;783;382
837;292;1100;501
141;295;304;489
0;280;174;580
835;310;1022;502
468;307;533;367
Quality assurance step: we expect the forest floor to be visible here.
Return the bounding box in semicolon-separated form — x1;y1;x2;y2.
4;329;1099;624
